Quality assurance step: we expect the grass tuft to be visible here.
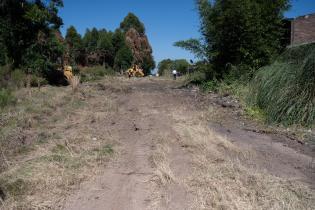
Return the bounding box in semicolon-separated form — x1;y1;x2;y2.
250;43;315;127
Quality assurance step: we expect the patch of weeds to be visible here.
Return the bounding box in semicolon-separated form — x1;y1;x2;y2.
93;144;113;155
244;106;266;122
13;145;34;156
51;144;67;154
45;154;69;163
0;178;29;197
37;132;51;144
0;89;16;108
201;80;220;92
93;144;114;160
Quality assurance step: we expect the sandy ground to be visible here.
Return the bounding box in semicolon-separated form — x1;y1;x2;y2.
61;77;314;210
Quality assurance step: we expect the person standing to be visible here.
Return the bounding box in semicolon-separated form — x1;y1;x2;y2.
172;69;177;80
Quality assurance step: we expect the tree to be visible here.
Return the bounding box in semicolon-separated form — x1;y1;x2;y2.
112;29;126;55
114;45;133;71
97;31;114;67
172;59;190;74
120;13;145;34
142;55;156;75
158;59;173;76
65;26;85;65
22;30;65;81
0;0;64;69
175;0;290;78
157;59;190;76
121;13;155;75
83;27;99;53
174;39;207;61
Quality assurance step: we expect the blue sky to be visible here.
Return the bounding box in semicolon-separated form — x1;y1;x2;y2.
59;0;315;66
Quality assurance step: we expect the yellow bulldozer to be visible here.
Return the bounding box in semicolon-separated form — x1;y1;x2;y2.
63;65;74;81
127;65;144;78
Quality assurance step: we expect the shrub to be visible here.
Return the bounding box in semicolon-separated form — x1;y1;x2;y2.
201;80;220;92
11;69;26;88
0;89;16;108
185;71;207;84
80;66;115;82
29;75;48;87
250;43;315;127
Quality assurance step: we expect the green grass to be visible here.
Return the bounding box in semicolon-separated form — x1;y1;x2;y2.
250;43;315;127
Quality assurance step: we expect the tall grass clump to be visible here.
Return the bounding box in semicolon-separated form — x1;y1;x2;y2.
250;43;315;127
0;89;16;108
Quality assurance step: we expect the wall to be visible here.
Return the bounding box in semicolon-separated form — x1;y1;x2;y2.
291;13;315;45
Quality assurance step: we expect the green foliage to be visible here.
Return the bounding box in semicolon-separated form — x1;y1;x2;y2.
112;29;126;54
174;39;207;60
0;89;16;108
172;59;189;74
0;0;64;68
201;80;220;92
114;46;134;71
158;59;190;76
66;26;85;65
65;26;82;48
185;71;207;85
244;106;266;122
157;59;173;76
83;28;99;53
120;13;145;34
250;43;315;127
21;30;64;79
97;30;114;66
142;56;156;75
177;0;290;78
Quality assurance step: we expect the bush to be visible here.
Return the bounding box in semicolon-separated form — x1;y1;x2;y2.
201;80;220;92
80;66;116;82
11;69;26;88
250;43;315;127
185;71;207;84
30;75;48;87
0;89;16;108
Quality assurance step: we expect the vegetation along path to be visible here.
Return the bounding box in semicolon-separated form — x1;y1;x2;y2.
1;77;314;210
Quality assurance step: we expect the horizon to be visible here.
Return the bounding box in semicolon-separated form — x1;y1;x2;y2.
59;0;315;68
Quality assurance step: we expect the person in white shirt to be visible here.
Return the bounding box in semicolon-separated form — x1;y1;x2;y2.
172;69;177;80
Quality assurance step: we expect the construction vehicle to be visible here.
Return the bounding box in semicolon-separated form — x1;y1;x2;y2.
63;65;74;81
127;65;145;78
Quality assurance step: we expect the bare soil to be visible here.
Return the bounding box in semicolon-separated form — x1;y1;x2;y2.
64;77;314;209
1;77;314;209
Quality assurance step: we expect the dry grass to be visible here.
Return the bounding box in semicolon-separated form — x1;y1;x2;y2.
171;110;315;210
68;76;81;92
0;79;118;210
151;137;175;186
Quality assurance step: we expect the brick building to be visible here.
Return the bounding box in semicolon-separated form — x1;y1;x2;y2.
290;13;315;45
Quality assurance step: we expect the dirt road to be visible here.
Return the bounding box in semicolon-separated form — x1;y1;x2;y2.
62;78;314;210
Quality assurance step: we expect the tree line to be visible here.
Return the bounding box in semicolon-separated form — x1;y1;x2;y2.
65;12;155;75
0;1;155;86
175;0;290;80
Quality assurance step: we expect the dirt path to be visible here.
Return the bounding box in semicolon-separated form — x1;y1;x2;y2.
63;78;314;210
